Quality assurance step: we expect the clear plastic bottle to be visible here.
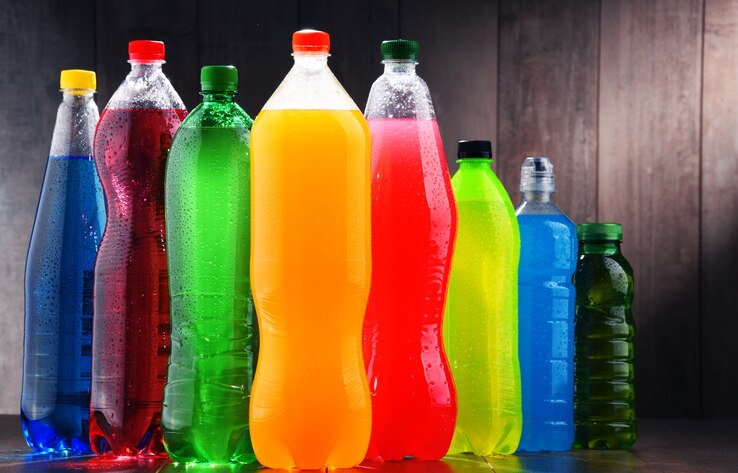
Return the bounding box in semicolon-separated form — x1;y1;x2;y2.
362;39;457;461
574;223;636;449
444;140;522;456
90;40;187;456
163;65;256;464
515;157;577;452
249;30;372;469
22;70;105;455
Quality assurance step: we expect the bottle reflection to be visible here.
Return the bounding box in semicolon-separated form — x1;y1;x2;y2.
18;454;166;472
484;450;646;473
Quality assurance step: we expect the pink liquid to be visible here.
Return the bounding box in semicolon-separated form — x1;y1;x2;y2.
363;118;458;460
90;108;186;456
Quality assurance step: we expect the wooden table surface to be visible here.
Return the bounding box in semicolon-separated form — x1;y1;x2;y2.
0;417;736;472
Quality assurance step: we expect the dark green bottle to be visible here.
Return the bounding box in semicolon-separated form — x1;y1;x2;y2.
573;223;636;449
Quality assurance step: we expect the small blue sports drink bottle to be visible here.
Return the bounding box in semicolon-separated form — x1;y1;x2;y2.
515;157;577;452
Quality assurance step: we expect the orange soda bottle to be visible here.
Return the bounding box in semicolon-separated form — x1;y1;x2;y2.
249;30;372;469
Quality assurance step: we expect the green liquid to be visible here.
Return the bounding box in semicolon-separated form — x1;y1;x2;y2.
162;95;257;463
573;242;636;449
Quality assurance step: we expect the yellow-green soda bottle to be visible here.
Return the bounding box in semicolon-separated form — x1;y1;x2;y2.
443;140;522;455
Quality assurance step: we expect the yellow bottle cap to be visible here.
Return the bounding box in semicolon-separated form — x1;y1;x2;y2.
60;69;96;91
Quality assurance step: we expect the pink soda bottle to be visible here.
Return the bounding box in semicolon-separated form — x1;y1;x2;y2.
90;40;187;456
362;39;458;461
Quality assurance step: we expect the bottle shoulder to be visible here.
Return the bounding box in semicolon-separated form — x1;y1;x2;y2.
181;101;253;130
365;72;435;119
454;170;519;240
516;199;572;219
49;99;99;157
262;60;358;111
575;253;634;297
106;70;186;111
517;206;577;235
452;167;512;202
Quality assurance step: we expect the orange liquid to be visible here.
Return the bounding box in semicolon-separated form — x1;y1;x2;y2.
250;109;372;469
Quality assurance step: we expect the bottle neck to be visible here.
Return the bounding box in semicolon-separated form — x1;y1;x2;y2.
580;240;622;255
458;158;493;170
52;90;97;157
293;52;329;71
383;60;417;75
130;61;164;77
201;91;236;103
522;190;553;203
62;89;94;105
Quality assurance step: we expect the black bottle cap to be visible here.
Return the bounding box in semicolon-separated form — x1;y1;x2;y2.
457;140;492;159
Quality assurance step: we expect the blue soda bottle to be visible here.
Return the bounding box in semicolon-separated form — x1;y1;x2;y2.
515;157;577;452
21;70;105;454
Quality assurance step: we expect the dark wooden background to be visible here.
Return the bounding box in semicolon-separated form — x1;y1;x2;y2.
0;0;735;418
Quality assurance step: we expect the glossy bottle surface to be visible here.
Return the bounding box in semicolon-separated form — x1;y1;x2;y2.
516;196;577;452
90;53;186;456
162;87;256;463
249;39;372;469
363;55;457;461
574;237;636;449
22;89;105;455
444;158;522;456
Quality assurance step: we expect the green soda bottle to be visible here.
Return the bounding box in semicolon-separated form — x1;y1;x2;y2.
444;140;522;455
574;223;636;449
162;65;256;463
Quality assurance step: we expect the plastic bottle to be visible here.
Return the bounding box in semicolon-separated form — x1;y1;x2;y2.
573;223;636;449
443;140;522;456
90;40;187;456
22;70;105;455
249;30;372;469
162;65;256;464
515;157;577;452
362;39;457;461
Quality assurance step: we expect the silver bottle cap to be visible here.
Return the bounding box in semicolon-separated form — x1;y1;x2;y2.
520;156;555;193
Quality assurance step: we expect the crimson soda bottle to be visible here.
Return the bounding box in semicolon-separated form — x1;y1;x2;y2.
363;39;458;461
90;40;187;456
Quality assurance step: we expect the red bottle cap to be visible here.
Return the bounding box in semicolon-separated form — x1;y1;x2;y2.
128;40;165;61
292;29;330;53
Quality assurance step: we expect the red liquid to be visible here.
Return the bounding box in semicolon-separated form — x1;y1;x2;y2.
363;118;458;460
90;108;186;456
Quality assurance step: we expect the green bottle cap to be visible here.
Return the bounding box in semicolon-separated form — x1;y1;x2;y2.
201;65;238;92
577;222;623;242
380;39;419;61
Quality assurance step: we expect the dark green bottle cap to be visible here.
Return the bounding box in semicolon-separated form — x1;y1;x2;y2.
201;65;238;92
381;39;419;61
577;222;623;242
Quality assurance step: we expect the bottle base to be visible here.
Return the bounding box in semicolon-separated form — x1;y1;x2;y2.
517;428;574;452
21;412;91;455
574;421;637;450
90;411;167;457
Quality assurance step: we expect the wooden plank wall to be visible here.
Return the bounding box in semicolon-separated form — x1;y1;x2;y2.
0;0;96;413
403;0;499;169
701;0;738;418
0;0;736;418
497;0;599;223
598;0;703;418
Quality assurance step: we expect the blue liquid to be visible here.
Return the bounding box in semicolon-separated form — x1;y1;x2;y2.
22;155;105;454
517;212;577;452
